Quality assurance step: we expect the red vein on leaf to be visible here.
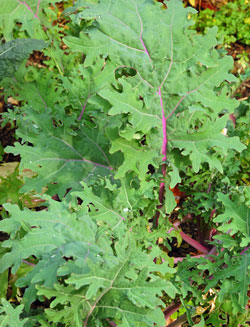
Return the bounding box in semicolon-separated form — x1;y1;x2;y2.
78;95;91;120
84;255;129;326
165;65;229;122
159;88;167;163
133;0;152;63
153;8;175;226
35;0;41;18
154;87;167;226
240;246;250;255
16;0;40;20
22;259;36;267
81;158;113;170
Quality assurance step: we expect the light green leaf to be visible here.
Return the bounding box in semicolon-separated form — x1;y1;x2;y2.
165;187;177;214
0;299;28;327
100;80;161;140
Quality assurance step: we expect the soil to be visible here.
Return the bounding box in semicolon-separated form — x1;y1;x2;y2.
0;97;20;163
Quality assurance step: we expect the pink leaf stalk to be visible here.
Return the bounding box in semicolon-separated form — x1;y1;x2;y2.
240;246;250;255
229;113;236;127
153;88;168;226
158;87;167;164
173;245;217;264
78;95;91;120
35;0;41;18
16;0;40;20
180;231;209;254
22;259;36;267
134;0;153;64
81;157;113;170
134;2;167;226
164;301;181;320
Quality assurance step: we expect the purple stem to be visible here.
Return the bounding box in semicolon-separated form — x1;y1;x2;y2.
173;245;217;264
81;157;113;170
229;113;236;127
140;35;151;60
158;87;167;162
135;0;152;63
22;259;36;267
154;87;168;226
78;95;91;121
164;301;181;320
180;230;209;254
240;246;250;255
168;218;210;254
35;0;41;19
106;320;117;327
167;215;192;233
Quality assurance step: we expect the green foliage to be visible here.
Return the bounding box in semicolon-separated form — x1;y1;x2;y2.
0;193;176;326
192;0;250;45
0;0;249;326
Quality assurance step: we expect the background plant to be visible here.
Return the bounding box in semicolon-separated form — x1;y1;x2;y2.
191;0;250;45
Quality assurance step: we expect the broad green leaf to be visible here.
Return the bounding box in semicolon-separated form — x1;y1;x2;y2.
16;253;65;310
72;183;127;238
33;233;177;327
8;69;60;111
106;127;159;180
100;79;161;140
0;39;46;81
65;233;175;326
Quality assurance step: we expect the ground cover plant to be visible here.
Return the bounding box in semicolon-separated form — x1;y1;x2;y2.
191;0;250;46
0;0;250;326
